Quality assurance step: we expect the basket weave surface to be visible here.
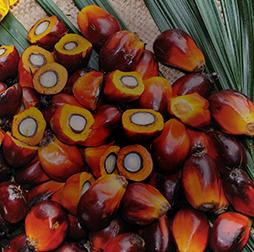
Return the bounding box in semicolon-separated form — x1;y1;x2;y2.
11;0;183;82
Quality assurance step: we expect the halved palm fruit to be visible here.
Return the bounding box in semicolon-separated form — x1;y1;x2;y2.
19;45;54;88
182;154;228;213
83;144;120;178
0;45;19;81
78;174;128;231
72;70;103;110
139;76;172;114
209;90;254;135
153;29;205;72
77;4;120;50
117;145;153;182
104;70;144;102
2;132;37;168
169;93;211;128
171;208;209;252
60;172;95;215
210;212;252;252
50;104;94;145
121;183;170;225
55;33;92;72
28;16;67;49
122;109;164;140
12;107;46;146
33;62;68;95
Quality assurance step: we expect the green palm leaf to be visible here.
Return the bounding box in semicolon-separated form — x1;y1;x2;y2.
145;1;254;251
0;12;29;53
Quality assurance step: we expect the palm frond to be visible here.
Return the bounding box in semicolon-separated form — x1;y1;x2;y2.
0;12;29;53
145;1;254;250
36;0;98;69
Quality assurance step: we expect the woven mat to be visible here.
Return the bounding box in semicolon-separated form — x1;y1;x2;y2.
11;0;182;82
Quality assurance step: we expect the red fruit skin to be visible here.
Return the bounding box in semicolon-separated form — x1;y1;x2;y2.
121;183;170;226
43;93;81;123
210;212;252;252
65;69;87;94
22;87;40;109
82;105;121;147
55;243;86;252
90;218;129;252
78;5;121;50
68;214;88;241
182;154;228;213
209;130;246;170
133;50;159;80
223;168;254;217
15;157;50;186
153;29;205;72
3;234;27;252
0;46;20;82
77;175;128;231
100;30;145;72
0;82;7;92
171;208;209;252
152;119;190;174
104;233;145;252
2;132;37;169
27;180;64;204
25;200;68;251
172;72;213;98
0;84;22;117
0;182;27;224
187;129;218;160
139;215;171;252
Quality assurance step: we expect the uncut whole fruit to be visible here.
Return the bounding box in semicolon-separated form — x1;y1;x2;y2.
0;4;254;252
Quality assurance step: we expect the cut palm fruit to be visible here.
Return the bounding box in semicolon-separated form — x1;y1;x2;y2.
83;144;120;178
28;16;67;50
50;104;95;145
117;145;153;182
55;33;92;72
33;62;68;95
12;107;46;146
104;70;144;102
122;109;164;140
169;93;210;128
19;45;55;88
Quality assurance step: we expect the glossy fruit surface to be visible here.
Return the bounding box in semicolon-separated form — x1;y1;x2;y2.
152;119;190;174
210;212;251;252
182;154;228;213
25;200;68;251
153;29;205;72
104;233;145;252
100;30;144;72
121;183;170;225
209;90;254;135
171;208;209;252
0;182;27;223
78;175;127;231
223;168;254;217
78;5;120;49
140;215;171;252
